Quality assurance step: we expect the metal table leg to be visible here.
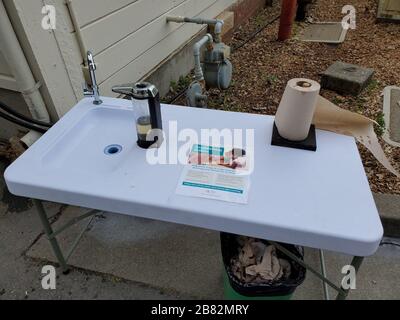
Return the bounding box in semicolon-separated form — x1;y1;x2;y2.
336;256;364;300
32;200;366;298
33;199;101;275
33;199;70;274
269;241;365;300
319;250;330;300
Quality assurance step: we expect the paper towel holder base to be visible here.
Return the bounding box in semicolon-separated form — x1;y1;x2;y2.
271;123;317;152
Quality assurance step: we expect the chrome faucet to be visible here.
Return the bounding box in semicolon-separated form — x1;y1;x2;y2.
83;51;102;105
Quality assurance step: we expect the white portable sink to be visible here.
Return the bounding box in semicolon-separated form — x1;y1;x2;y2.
4;97;383;257
5;97;170;197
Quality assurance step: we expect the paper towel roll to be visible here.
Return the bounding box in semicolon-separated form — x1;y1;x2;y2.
275;78;321;141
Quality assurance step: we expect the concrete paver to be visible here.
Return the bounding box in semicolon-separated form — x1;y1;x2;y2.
321;61;375;96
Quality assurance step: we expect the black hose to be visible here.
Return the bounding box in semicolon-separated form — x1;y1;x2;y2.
0;101;53;128
0;109;48;134
380;241;400;248
232;15;280;51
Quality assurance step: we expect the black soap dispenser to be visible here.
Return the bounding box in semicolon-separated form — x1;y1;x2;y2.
112;82;163;149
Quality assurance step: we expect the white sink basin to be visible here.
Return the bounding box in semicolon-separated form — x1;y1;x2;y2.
42;106;138;174
4;97;383;257
6;97;173;196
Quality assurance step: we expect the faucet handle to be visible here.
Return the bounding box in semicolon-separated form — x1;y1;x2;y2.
82;82;93;97
111;84;135;97
112;82;159;100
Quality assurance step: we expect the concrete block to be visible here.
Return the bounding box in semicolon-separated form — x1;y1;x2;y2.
383;86;400;147
321;61;375;96
377;0;400;23
300;23;348;44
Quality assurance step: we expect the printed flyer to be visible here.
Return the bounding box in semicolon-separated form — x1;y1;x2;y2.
176;145;251;204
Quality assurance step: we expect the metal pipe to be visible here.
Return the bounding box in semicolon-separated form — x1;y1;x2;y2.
269;241;345;293
65;215;96;262
33;200;70;274
20;131;44;149
193;34;213;82
213;20;224;43
278;0;298;41
49;209;101;240
319;250;330;300
65;0;87;63
0;0;51;144
167;16;224;43
336;256;364;300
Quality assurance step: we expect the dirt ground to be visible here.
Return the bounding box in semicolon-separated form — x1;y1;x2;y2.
175;0;400;195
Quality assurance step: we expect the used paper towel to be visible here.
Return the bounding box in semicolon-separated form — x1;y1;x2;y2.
231;237;291;283
275;78;399;177
314;96;399;178
275;78;321;141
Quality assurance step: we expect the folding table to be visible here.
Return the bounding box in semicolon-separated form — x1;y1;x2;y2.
4;97;383;300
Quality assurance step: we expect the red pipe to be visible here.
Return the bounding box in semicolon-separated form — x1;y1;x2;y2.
278;0;298;41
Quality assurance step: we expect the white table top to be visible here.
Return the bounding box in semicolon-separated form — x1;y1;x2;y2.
5;97;383;257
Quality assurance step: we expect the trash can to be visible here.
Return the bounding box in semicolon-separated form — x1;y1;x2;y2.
221;233;306;300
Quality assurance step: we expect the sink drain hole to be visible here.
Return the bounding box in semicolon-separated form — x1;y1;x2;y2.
104;144;123;155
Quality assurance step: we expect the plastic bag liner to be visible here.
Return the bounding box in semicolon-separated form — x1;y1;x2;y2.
221;233;307;297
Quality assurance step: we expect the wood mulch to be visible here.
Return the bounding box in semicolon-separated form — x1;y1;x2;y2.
173;0;400;194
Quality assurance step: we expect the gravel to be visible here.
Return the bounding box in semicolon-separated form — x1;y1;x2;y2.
176;0;400;195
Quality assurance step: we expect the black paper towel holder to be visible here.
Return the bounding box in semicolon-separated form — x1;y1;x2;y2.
271;122;317;152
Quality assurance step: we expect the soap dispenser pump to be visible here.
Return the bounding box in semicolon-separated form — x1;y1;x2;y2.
112;82;163;149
